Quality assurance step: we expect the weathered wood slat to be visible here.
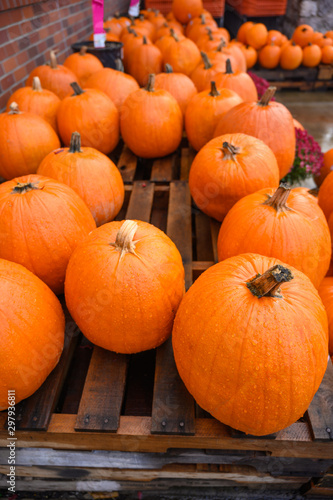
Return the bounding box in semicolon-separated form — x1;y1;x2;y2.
180;147;195;181
307;361;333;441
117;145;138;183
15;303;79;431
210;218;221;264
151;153;177;182
126;181;154;221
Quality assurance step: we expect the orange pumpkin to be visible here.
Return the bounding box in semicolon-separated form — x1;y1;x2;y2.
237;21;254;44
57;82;119;155
190;52;227;91
217;184;331;289
318;170;333;220
212;59;258;102
145;9;168;30
302;43;321;67
120;74;183;158
63;46;103;87
6;77;61;132
122;28;146;70
127;36;163;86
173;253;328;436
318;277;333;357
311;31;324;46
155;21;183;40
65;219;185;353
325;30;333;41
172;0;203;25
0;259;65;411
132;15;156;41
155;64;197;114
223;41;247;72
240;45;258;69
206;41;242;72
266;29;284;46
321;45;333;64
246;23;268;49
186;13;217;42
26;50;79;100
163;31;201;76
104;14;130;37
280;41;303;70
319;35;333;48
0;102;60;180
0;174;96;294
315;148;333;187
155;28;185;57
258;43;281;69
214;87;296;179
37;132;124;227
189;133;279;221
292;24;314;47
84;67;139;111
293;118;304;130
185;84;243;152
196;28;227;54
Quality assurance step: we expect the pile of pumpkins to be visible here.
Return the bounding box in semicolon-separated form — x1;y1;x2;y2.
0;0;332;437
237;21;333;69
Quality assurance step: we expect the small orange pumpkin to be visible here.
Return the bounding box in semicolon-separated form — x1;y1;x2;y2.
186;13;217;42
240;45;258;69
258;43;281;69
302;43;322;67
315;148;333;187
311;31;324;46
266;29;284;46
65;219;185;354
293;118;305;130
321;45;333;64
127;36;163;86
292;24;314;47
319;35;333;48
163;31;201;76
63;46;103;87
280;41;303;70
104;14;130;37
155;64;197;114
172;0;203;24
190;52;228;91
212;59;258;102
237;21;254;44
246;23;268;49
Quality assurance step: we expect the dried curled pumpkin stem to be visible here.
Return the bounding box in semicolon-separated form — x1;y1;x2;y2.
12;182;39;194
263;183;291;212
225;58;233;74
247;265;294;299
209;81;220;97
205;27;214;41
143;35;148;45
200;13;206;24
32;76;42;91
222;141;240;160
8;102;21;114
49;50;58;69
165;64;173;73
71;82;85;95
69;132;82;153
170;29;179;42
216;39;226;51
80;46;88;56
110;220;138;258
201;51;212;69
259;86;277;106
145;73;155;92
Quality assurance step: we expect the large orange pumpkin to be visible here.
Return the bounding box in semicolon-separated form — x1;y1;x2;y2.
6;77;61;132
57;82;119;155
318;277;333;357
65;219;185;353
189;133;279;221
120;74;183;158
173;253;328;436
217;184;331;289
0;175;96;295
155;64;197;114
0;259;65;411
0;103;60;180
163;31;201;76
172;0;203;24
292;24;314;47
26;50;79;100
211;59;258;102
63;46;103;87
127;36;163;86
185;83;243;151
315;148;333;187
214;87;296;179
37;132;124;227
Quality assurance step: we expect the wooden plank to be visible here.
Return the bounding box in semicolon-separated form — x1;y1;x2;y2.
15;303;79;431
195;212;215;262
307;361;333;441
210;218;221;264
180;147;196;181
151;153;177;182
192;261;215;272
117;145;138;183
126;181;154;221
75;347;128;432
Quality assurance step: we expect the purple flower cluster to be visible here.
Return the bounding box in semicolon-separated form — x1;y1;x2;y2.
248;71;276;100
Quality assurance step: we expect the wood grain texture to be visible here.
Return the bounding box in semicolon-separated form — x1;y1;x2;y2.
117;145;138;183
307;362;333;441
126;181;154;221
151;153;178;182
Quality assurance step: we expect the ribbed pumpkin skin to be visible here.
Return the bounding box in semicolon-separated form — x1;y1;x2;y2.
172;253;328;436
214;99;296;179
6;86;61;132
217;187;331;289
0;175;96;295
0;109;60;180
65;220;185;354
127;41;163;86
26;65;78;100
155;71;197;114
318;277;333;357
189;133;279;221
57;88;119;155
84;68;139;110
63;52;103;86
0;259;65;410
37;142;124;227
163;37;201;76
212;70;258;102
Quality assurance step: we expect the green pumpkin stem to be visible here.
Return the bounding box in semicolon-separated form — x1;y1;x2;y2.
263;183;291;212
259;86;277;106
165;63;173;73
12;182;39;195
110;220;138;257
32;77;43;92
69;132;82;153
8;102;20;114
225;58;233;74
209;81;220;97
145;73;155;92
247;265;294;299
222;141;240;159
71;82;84;95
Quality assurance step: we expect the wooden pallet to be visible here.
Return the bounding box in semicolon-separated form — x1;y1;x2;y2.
251;65;333;91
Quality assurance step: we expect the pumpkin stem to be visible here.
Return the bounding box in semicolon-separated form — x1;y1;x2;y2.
222;141;240;159
259;86;276;106
8;102;21;114
32;76;43;92
143;35;148;45
225;58;233;74
216;39;226;51
115;58;124;72
110;220;138;258
162;22;169;28
165;63;173;73
71;82;85;95
263;183;291;212
200;13;206;24
247;265;294;299
49;50;58;69
69;132;82;153
206;27;214;41
308;187;319;197
79;46;88;56
145;73;155;92
170;29;179;42
209;81;220;97
11;181;39;194
201;51;212;69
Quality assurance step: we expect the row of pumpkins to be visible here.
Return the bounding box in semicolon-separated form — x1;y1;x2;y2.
1;0;332;437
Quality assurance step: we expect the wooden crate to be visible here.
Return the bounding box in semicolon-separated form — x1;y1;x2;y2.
0;146;332;494
251;65;333;91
